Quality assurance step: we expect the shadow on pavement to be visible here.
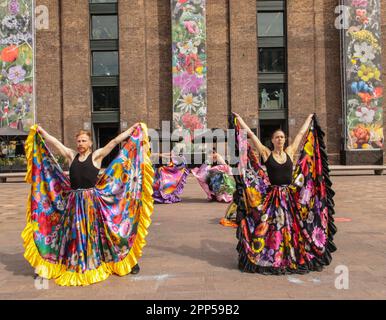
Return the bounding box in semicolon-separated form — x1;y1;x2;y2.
151;239;238;270
0;252;33;277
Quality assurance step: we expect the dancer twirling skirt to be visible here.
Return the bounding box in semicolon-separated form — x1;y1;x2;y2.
232;113;337;274
192;151;236;203
22;124;154;286
152;153;189;204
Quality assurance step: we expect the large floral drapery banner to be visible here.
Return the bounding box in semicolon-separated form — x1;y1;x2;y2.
0;0;34;132
171;0;207;147
341;0;383;150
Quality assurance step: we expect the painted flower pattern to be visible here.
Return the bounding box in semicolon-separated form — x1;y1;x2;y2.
344;0;383;149
0;0;34;131
172;0;207;150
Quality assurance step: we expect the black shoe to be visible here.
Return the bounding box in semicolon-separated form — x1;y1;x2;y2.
130;264;140;274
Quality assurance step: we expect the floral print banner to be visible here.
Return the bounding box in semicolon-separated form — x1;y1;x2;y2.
342;0;383;150
171;0;207;137
0;0;34;132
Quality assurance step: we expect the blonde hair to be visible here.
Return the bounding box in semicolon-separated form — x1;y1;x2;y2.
75;130;92;140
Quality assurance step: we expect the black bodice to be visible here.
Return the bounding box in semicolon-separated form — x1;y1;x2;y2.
264;152;293;186
69;153;99;190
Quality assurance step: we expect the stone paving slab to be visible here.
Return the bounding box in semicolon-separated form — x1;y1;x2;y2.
0;175;385;300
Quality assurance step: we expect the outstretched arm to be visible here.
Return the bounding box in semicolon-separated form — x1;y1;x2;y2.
233;112;271;162
286;114;314;158
37;126;76;164
210;152;227;165
93;123;140;163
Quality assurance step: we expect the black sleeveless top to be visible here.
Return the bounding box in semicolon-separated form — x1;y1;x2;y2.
69;153;99;190
264;152;293;186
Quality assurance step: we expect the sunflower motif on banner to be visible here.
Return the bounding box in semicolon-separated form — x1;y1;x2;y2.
342;0;383;150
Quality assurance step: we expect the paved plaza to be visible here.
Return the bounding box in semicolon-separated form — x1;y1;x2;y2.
0;174;385;300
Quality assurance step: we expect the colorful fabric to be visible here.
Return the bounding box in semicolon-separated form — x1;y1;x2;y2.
152;155;189;204
192;163;235;203
21;124;154;286
219;202;238;228
233;115;337;274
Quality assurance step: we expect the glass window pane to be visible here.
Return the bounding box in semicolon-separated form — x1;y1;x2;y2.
258;12;284;37
94;124;120;168
92;51;119;76
91;15;118;40
259;84;286;110
92;86;119;111
259;48;285;73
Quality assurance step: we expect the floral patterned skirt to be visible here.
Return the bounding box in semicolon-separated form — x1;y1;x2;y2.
237;185;334;274
22;124;153;286
192;164;235;203
233;114;337;275
152;157;189;204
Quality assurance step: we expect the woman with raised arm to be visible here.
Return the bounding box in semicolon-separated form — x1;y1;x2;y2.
22;122;154;286
231;112;337;274
151;151;189;204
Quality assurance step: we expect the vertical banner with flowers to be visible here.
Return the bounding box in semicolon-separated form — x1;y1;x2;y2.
341;0;383;150
0;0;34;131
171;0;207;148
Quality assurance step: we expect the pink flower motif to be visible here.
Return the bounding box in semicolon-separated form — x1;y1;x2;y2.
119;220;131;237
128;233;136;248
173;72;204;94
312;227;327;248
321;207;328;229
183;21;200;34
181;113;204;131
45;235;53;245
266;231;283;250
352;0;368;7
273;251;283;267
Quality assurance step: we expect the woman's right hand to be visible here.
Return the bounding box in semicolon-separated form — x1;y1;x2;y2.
232;112;249;130
36;125;45;135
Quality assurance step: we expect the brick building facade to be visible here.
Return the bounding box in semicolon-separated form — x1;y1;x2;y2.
34;0;386;165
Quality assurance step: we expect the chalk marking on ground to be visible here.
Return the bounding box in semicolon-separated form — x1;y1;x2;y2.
287;276;304;284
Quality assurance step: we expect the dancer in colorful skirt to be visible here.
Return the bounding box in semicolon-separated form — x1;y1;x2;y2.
22;123;154;286
192;150;236;203
219;149;261;228
232;113;337;274
152;152;189;204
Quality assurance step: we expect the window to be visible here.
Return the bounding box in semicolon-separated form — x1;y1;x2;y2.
257;0;287;120
92;86;119;111
92;51;119;76
259;84;285;110
91;15;118;40
90;0;120;159
259;48;285;73
257;12;284;37
94;124;120;168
